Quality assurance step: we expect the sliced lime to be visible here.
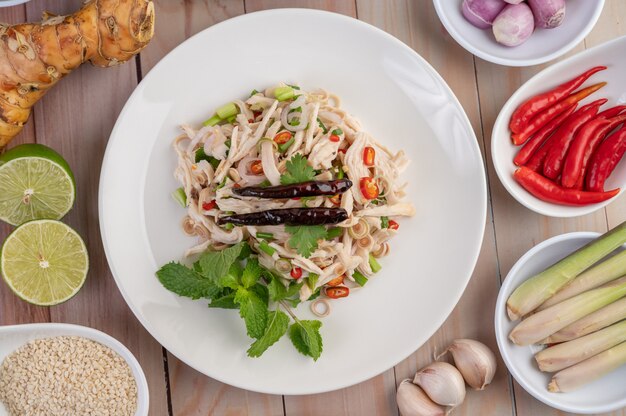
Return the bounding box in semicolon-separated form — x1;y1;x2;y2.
0;144;76;226
1;220;89;306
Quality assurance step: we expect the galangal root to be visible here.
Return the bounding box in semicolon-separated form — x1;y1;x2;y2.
0;0;155;149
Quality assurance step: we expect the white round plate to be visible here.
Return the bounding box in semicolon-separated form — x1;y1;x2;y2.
0;0;30;7
0;323;149;416
495;232;626;414
433;0;604;67
492;36;626;218
99;9;487;395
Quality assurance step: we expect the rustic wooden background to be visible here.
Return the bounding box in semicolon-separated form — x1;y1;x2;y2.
1;0;625;415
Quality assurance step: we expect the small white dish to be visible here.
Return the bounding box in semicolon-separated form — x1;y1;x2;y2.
433;0;604;67
0;323;149;416
492;35;626;217
0;0;30;7
99;8;487;395
495;232;626;414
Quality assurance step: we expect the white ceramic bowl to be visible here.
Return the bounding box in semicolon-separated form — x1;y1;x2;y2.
495;232;626;414
0;323;149;416
433;0;604;67
99;9;487;395
492;36;626;217
0;0;30;7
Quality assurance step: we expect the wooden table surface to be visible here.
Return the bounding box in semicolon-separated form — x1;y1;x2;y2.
1;1;626;415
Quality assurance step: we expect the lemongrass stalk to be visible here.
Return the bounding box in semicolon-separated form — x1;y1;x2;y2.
544;297;626;343
535;320;626;372
548;341;626;393
537;251;626;311
509;276;626;345
506;221;626;321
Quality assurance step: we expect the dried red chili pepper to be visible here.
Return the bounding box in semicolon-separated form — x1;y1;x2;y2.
509;66;606;134
514;166;619;206
234;179;352;199
542;99;606;180
511;82;606;145
514;104;577;167
586;126;626;192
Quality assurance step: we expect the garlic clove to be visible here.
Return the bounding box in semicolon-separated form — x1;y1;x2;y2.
396;379;446;416
447;339;497;390
413;362;466;407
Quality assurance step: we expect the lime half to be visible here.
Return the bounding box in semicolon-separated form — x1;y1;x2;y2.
0;144;76;226
1;220;89;305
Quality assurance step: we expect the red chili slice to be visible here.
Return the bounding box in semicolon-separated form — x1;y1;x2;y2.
273;131;292;145
363;146;375;166
326;275;345;287
249;160;264;175
202;200;217;211
326;286;349;299
360;177;379;200
329;134;340;143
388;220;399;230
290;267;303;279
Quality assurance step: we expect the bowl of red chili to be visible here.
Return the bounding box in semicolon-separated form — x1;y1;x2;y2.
492;36;626;217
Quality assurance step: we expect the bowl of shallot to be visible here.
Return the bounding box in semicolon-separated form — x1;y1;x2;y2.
432;0;605;66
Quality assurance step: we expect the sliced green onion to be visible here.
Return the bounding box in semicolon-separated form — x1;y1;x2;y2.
307;273;319;290
224;223;234;230
250;89;259;97
259;240;276;256
226;115;236;123
287;84;301;90
275;258;292;274
317;118;328;134
216;102;238;119
259;180;271;187
274;86;295;101
353;270;369;287
257;232;274;240
381;216;390;229
300;196;314;207
171;187;187;207
369;254;382;273
326;227;343;240
331;128;343;136
507;221;626;320
257;137;278;152
336;166;345;179
195;149;220;169
203;114;221;127
278;137;295;153
217;176;228;189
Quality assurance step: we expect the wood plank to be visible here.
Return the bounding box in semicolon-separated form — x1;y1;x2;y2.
16;1;169;415
355;1;513;415
243;1;396;415
0;5;48;326
139;2;285;415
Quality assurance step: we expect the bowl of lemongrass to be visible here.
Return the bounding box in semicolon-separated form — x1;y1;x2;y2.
495;224;626;414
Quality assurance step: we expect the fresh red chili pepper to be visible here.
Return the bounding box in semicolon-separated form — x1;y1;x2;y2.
586;126;626;192
575;113;626;188
202;200;217;211
596;104;626;119
329;134;340;143
514;104;577;167
290;267;303;279
338;148;347;154
363;146;375;166
273;131;292;145
509;66;606;134
252;110;262;119
542;99;606;180
360;177;379;200
249;160;264;175
560;118;611;188
326;275;345;287
326;286;349;299
388;220;399;230
511;82;607;145
514;166;619;206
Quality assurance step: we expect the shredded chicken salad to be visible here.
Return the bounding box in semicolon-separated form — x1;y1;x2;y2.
170;84;415;310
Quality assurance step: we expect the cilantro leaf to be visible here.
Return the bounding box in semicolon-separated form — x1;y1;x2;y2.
247;310;290;357
208;289;238;309
241;258;262;288
156;262;220;300
280;154;315;185
235;287;268;339
196;242;244;281
289;320;323;361
285;225;328;257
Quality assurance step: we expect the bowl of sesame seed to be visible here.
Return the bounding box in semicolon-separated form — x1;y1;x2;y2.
0;323;148;416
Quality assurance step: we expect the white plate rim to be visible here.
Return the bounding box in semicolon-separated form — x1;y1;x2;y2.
99;8;488;395
491;35;626;218
432;0;605;67
494;231;626;414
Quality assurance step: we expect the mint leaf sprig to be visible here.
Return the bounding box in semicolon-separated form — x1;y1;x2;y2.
155;242;323;360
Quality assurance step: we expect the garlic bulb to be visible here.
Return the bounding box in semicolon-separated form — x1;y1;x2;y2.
396;379;445;416
446;339;497;390
413;362;466;407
